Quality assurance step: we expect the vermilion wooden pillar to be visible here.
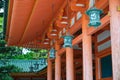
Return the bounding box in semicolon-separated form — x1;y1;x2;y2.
47;58;52;80
82;14;93;80
55;43;61;80
66;47;74;80
109;0;120;80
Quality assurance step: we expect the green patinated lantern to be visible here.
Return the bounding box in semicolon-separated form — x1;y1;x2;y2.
62;35;74;48
49;47;56;59
86;7;103;27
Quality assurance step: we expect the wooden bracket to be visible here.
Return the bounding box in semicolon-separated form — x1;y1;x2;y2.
108;11;110;16
117;6;120;11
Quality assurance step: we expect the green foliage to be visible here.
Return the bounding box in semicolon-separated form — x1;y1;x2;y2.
0;73;13;80
12;50;48;60
0;39;48;59
0;16;3;37
0;0;4;9
0;40;23;59
12;52;34;60
0;64;23;73
0;64;23;80
0;17;3;26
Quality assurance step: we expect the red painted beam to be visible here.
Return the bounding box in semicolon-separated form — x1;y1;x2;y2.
70;19;82;34
72;34;82;45
96;0;109;9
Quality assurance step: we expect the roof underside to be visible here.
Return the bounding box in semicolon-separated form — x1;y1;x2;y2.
6;0;64;48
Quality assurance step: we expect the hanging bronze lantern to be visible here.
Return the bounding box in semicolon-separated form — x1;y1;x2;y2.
62;35;74;48
49;47;56;59
86;7;103;27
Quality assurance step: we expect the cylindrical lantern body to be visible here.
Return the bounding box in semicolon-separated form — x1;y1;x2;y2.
62;35;73;48
86;7;103;27
49;48;56;59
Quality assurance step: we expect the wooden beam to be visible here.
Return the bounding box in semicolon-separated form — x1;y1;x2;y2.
72;34;82;45
96;0;109;9
58;48;65;56
62;58;82;63
97;37;110;45
70;19;82;34
17;0;37;44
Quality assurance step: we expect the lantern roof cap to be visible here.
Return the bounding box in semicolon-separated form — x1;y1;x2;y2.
61;35;74;38
86;7;103;15
61;32;74;38
50;47;56;52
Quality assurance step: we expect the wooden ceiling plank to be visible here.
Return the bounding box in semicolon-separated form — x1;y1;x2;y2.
19;0;37;44
8;0;36;45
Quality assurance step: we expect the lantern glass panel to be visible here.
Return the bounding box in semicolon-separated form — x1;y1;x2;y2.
89;11;100;26
49;48;55;59
86;7;103;27
62;35;73;48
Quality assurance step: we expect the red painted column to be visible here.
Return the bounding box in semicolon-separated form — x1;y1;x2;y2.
55;53;61;80
47;57;52;80
66;47;74;80
109;0;120;80
82;14;93;80
55;43;61;80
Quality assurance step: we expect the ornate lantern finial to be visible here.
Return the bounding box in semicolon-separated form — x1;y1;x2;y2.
86;7;103;27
